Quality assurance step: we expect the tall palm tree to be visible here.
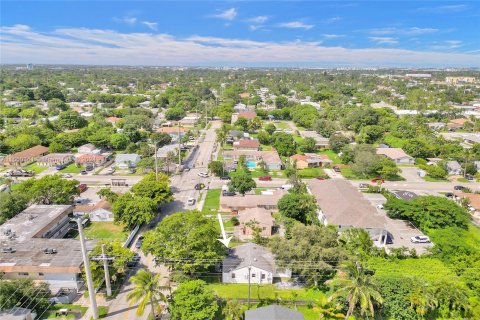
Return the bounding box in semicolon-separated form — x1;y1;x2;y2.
127;269;169;319
328;262;383;319
313;293;345;319
405;278;437;317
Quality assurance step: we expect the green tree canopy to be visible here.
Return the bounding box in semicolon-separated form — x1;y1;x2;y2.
228;168;256;195
277;193;318;224
112;192;156;228
169;280;219;320
131;173;173;206
17;175;80;205
142;211;226;275
272;132;296;156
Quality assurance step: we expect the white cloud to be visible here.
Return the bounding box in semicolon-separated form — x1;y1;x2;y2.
417;4;468;13
369;27;439;36
369;37;399;45
114;17;137;26
278;21;314;30
1;25;478;67
142;21;158;31
211;8;237;21
322;34;345;39
248;16;268;24
323;17;342;24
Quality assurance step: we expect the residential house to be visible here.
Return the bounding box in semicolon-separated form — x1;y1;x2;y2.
445;161;463;175
156;144;179;160
447;118;472;131
307;179;387;238
428;122;446;131
244;305;304;320
0;205;87;291
239;92;250;99
3;145;49;166
222;243;291;284
75;154;106;167
376;148;415;164
298;131;329;149
37;153;74;167
0;307;36;320
222;150;283;171
74;200;114;222
455;192;480;223
77;143;101;154
227;130;248;143
235;207;275;240
105;116;121;125
220;189;287;212
233;139;261;151
231;111;257;124
179;113;201;126
290;153;332;169
115;154;141;169
445;77;476;85
233;103;247;112
156;126;187;140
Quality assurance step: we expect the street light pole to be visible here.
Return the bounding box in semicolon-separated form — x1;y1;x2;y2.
76;218;99;319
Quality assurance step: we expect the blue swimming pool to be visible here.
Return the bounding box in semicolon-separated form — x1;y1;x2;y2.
246;161;256;168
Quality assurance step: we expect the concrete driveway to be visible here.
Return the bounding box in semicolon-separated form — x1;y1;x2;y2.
399;166;424;182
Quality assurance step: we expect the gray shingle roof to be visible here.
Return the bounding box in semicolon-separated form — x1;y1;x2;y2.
223;243;276;273
245;305;304;320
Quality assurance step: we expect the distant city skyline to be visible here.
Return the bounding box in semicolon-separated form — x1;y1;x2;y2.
1;1;479;67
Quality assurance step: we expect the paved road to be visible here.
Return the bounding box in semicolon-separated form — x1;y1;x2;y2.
103;121;220;320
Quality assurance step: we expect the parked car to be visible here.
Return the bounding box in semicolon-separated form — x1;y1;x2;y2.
187;198;196;206
376;204;384;209
453;185;465;190
55;164;67;170
129;168;137;174
78;184;87;193
86;165;94;171
106;168;115;175
315;177;325;180
410;235;431;243
359;183;370;188
9;169;34;177
198;172;209;178
332;166;341;173
220;176;231;180
371;179;385;183
465;174;474;181
380;234;393;244
222;191;236;196
259;176;272;181
194;183;205;190
62;173;72;178
80;170;88;175
135;237;143;249
445;192;454;198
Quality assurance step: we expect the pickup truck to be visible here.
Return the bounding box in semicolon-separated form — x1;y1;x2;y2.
8;170;35;177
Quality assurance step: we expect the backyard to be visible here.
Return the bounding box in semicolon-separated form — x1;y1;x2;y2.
80;222;128;240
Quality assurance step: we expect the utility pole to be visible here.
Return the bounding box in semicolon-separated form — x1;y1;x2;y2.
91;244;115;297
76;218;99;320
177;123;181;167
154;141;159;180
247;266;252;309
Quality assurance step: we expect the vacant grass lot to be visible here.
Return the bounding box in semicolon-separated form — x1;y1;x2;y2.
317;149;341;164
298;167;326;179
45;304;88;319
60;163;84;173
24;162;48;174
206;283;325;301
81;222;127;240
202;189;221;213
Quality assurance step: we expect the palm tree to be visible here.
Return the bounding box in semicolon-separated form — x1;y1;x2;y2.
313;293;345;319
222;299;243;320
328;262;383;319
127;269;169;319
405;278;437;317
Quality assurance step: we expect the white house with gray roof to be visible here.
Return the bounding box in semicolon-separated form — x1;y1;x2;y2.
245;305;304;320
222;243;291;284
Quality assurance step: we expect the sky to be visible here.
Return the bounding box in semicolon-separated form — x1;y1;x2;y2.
1;1;480;67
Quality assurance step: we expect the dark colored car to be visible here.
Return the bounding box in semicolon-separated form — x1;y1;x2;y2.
220;176;231;180
80;170;88;175
78;184;87;193
55;164;67;170
332;166;341;173
222;191;236;196
195;183;205;190
259;176;272;181
135;236;144;249
465;174;474;181
445;192;454;198
454;185;465;190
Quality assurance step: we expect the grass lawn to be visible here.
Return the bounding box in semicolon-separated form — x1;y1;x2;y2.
424;175;448;182
341;167;404;181
249;169;286;179
81;222;128;240
293;135;304;143
298;167;326;179
261;144;273;151
383;133;408;148
275;121;290;129
45;304;88;319
368;257;455;283
457;177;469;182
60;163;84;173
317;149;341;164
254;187;271;195
202;189;221;213
24;162;48;174
206;283;326;301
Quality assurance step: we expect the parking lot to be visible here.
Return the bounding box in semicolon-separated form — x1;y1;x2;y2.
363;193;432;254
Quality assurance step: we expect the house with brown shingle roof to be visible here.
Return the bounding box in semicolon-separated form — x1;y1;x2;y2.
290;153;332;169
307;179;387;237
376;148;414;164
220;189;288;212
235;207;275;240
231;111;257;124
74;199;113;221
233;139;261;151
3;145;49;166
75;154;106;166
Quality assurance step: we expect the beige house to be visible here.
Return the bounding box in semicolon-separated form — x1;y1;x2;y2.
222;150;283;170
220;189;287;212
376;148;414;164
235;207;275;240
290;153;332;169
233;139;261;151
38;153;74;167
